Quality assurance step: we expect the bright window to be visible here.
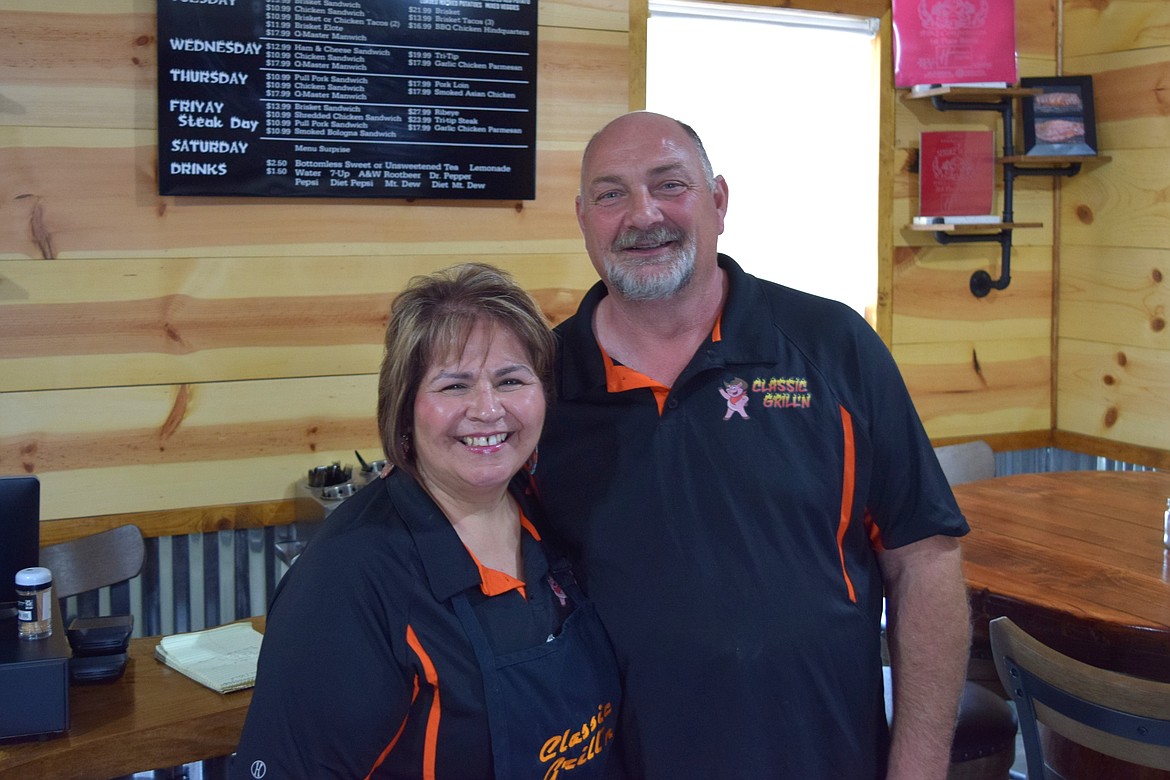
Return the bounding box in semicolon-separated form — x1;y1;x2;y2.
647;1;880;322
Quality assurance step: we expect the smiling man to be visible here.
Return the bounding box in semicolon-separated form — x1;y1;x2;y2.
537;111;972;779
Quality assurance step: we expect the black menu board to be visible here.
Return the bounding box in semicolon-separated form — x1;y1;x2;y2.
157;0;537;199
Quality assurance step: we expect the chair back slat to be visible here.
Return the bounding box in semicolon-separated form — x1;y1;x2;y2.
39;525;145;601
990;616;1170;775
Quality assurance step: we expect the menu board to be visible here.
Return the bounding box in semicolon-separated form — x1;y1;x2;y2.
157;0;537;199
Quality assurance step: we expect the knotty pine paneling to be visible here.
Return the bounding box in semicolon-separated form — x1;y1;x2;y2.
37;501;302;545
0;253;592;311
1063;0;1170;58
1057;338;1170;450
893;244;1053;344
1058;148;1170;251
0;2;626;519
0;266;582;517
1;134;590;259
1056;38;1170;458
0;375;381;518
893;338;1051;439
1015;0;1057;58
0;28;629;259
0;254;593;392
1066;49;1170;152
5;0;1133;521
890;31;1056;442
537;29;631;144
893;100;998;151
1059;245;1170;350
540;0;627;31
0;377;376;472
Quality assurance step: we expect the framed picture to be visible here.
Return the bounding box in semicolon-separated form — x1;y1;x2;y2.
1020;76;1097;156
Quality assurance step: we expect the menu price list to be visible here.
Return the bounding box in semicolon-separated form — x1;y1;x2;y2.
157;0;537;199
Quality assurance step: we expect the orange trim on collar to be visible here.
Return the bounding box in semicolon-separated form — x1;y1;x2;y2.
466;510;537;598
600;346;669;414
519;511;541;542
595;309;724;416
475;561;526;599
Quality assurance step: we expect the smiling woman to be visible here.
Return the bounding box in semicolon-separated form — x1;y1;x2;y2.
375;264;556;486
412;321;546;524
230;264;622;780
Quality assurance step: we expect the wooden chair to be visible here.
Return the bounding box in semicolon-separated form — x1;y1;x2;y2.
39;524;145;614
990;616;1170;778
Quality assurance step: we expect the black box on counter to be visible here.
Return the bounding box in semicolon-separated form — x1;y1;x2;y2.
0;610;70;742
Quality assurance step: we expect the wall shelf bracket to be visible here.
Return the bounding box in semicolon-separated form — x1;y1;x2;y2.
907;86;1103;298
933;229;1012;297
930;93;1018;297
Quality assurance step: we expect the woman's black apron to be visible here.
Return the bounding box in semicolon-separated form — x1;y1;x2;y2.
451;559;620;780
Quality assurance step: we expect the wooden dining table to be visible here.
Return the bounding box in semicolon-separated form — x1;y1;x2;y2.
954;469;1170;778
0;617;263;780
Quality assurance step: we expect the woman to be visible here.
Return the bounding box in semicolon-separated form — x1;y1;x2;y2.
232;264;619;779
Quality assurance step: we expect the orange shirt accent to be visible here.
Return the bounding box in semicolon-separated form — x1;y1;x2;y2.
597;310;724;416
835;405;858;604
465;511;541;600
368;511;542;778
865;510;885;553
374;625;439;780
600;346;670;415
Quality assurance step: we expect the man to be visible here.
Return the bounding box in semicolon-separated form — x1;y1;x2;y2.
537;111;972;779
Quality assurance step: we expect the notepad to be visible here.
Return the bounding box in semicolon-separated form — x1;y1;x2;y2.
154;622;263;694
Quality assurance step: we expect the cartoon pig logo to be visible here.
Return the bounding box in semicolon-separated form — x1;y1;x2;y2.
719;377;750;421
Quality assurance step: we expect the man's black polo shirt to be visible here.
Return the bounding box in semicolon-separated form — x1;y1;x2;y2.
539;255;968;779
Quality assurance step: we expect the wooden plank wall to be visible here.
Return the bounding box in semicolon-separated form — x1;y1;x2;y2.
890;0;1057;443
6;0;1158;528
1057;1;1170;458
0;0;627;522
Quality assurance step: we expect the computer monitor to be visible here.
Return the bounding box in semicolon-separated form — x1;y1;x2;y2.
0;476;40;612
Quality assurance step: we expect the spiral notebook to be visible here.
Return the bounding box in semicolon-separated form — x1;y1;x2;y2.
154;622;263;694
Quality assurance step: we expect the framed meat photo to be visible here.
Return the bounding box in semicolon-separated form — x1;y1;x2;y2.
1020;76;1097;157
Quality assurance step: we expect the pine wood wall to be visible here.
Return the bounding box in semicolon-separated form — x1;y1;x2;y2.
890;0;1170;467
3;0;1166;531
0;0;627;523
890;0;1057;445
1057;1;1170;460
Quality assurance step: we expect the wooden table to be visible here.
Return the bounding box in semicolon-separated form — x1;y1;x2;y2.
0;618;262;780
955;470;1170;778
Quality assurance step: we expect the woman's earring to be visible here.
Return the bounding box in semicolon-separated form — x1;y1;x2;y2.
524;446;538;475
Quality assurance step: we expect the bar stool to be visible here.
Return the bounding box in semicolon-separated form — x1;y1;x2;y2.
948;680;1018;779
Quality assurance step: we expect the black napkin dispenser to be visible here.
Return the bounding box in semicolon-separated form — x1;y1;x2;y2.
66;615;133;683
